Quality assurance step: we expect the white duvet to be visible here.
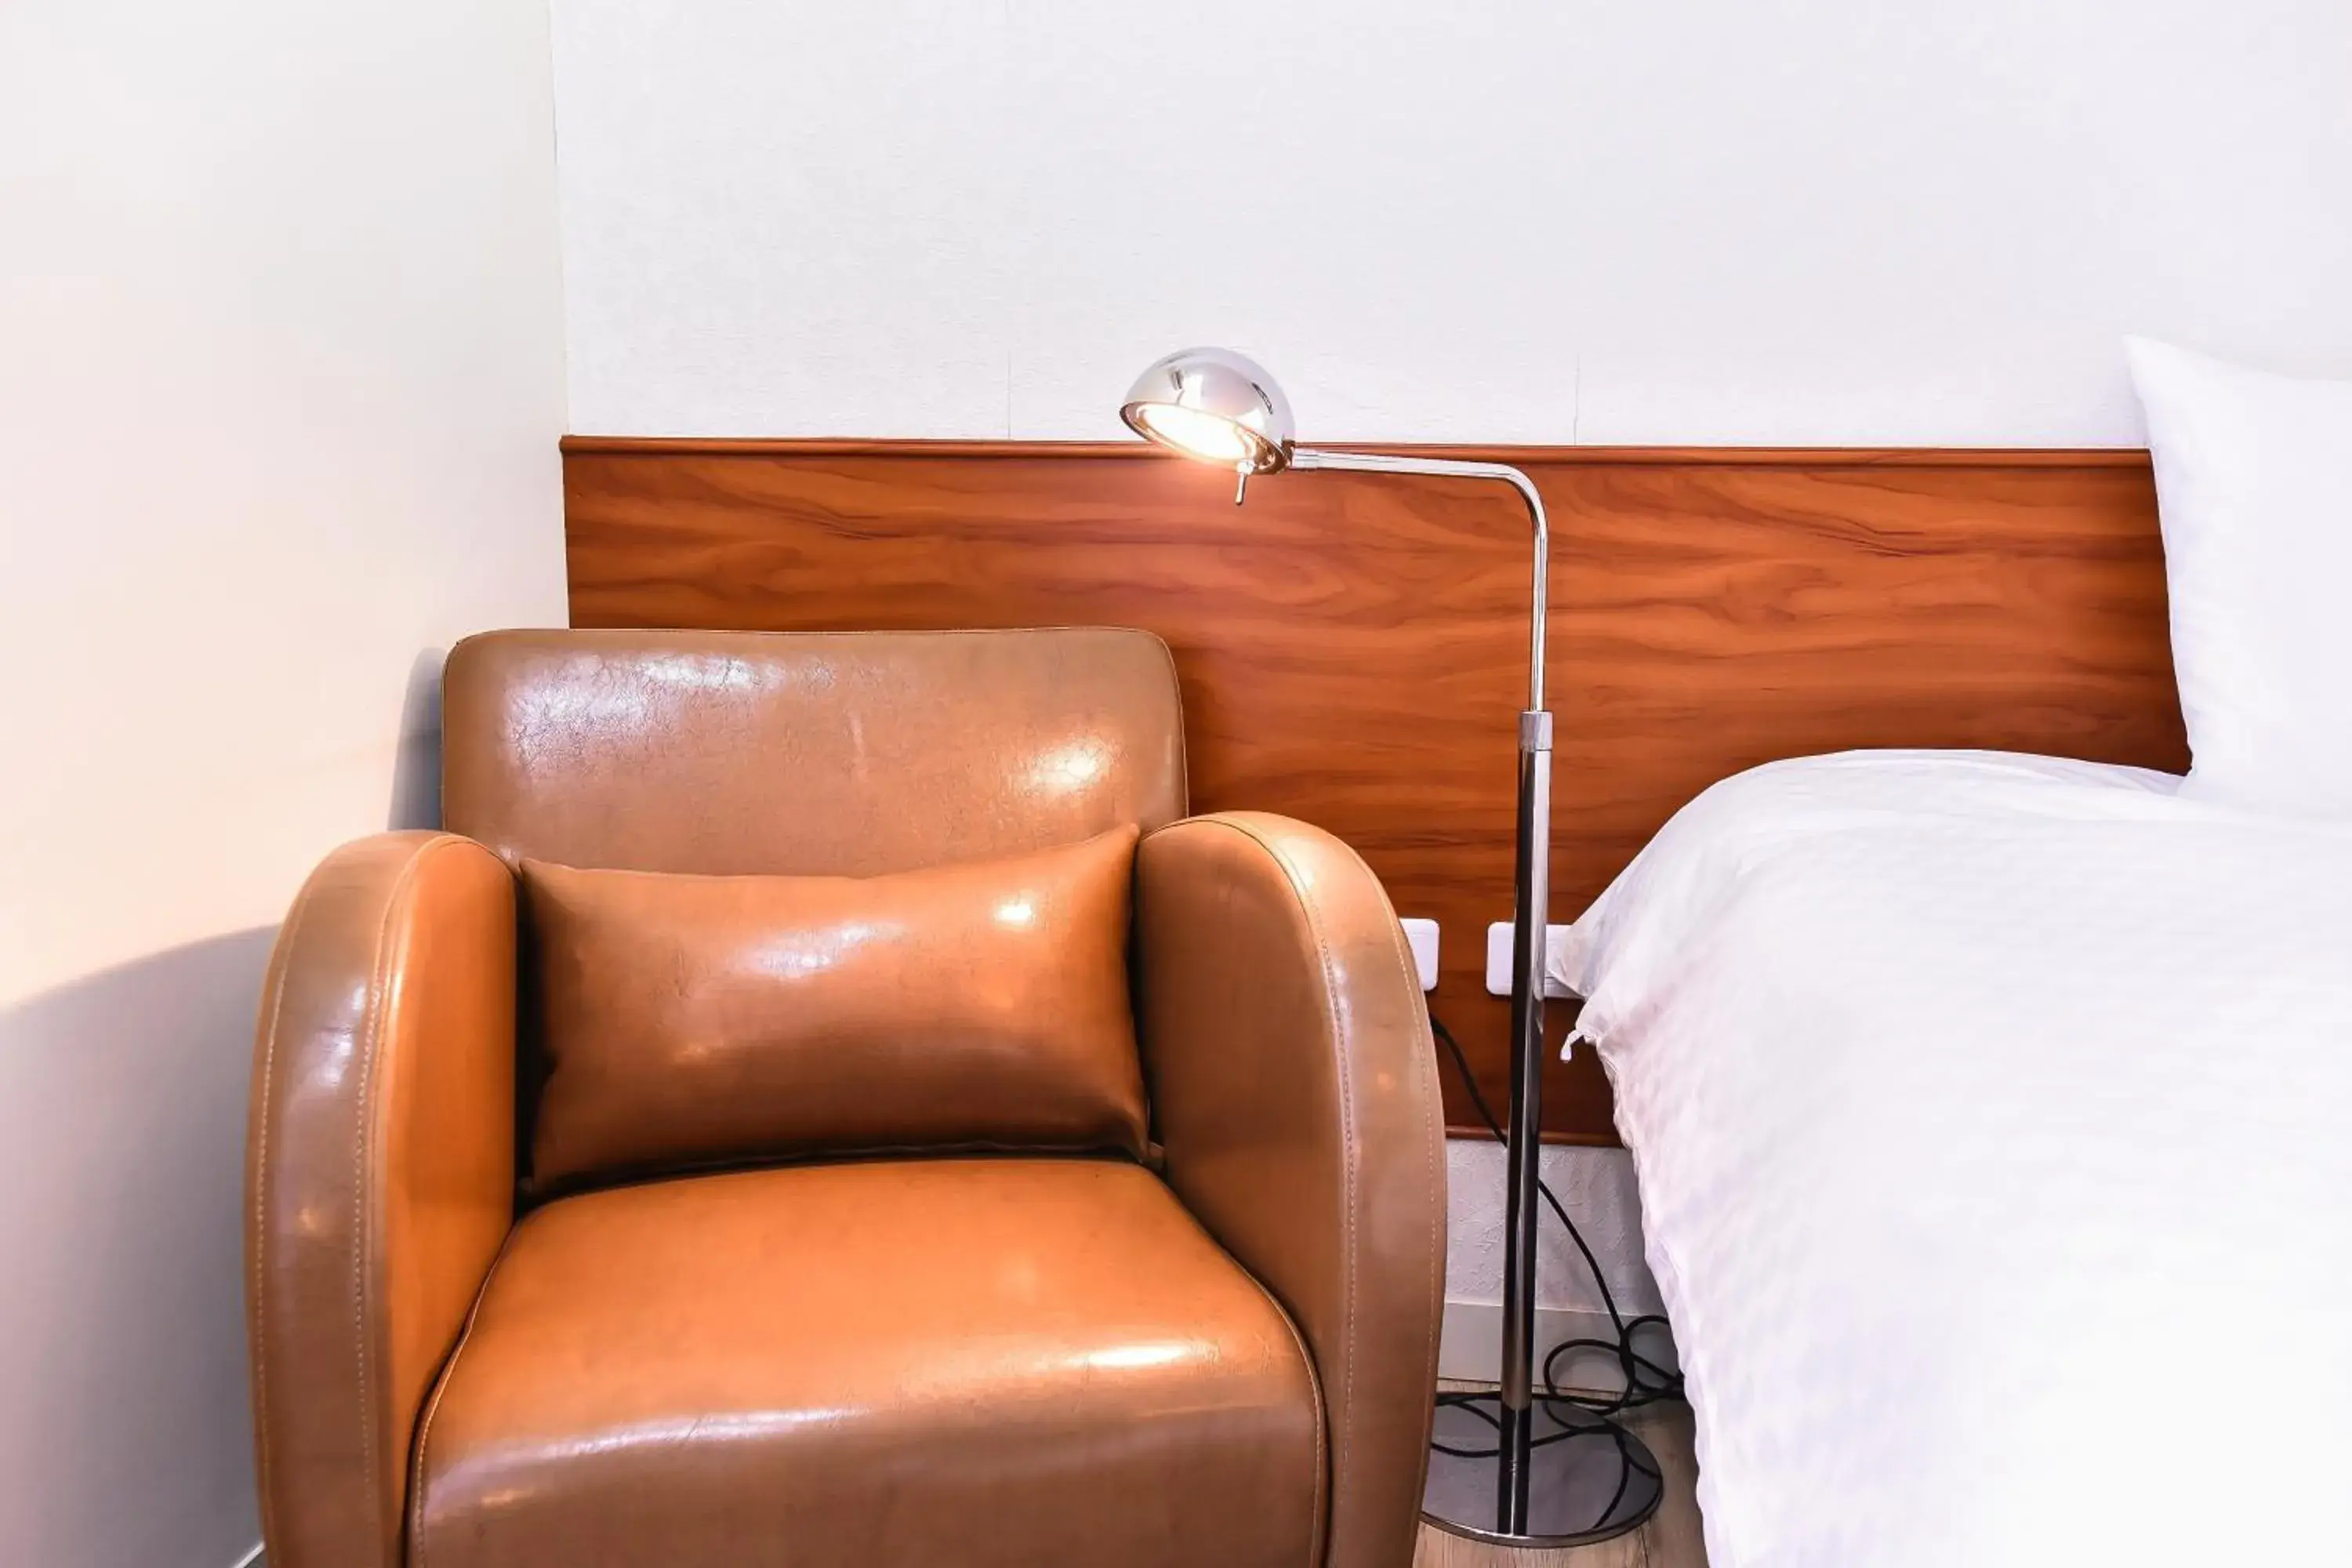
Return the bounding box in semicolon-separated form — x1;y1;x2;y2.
1555;750;2352;1568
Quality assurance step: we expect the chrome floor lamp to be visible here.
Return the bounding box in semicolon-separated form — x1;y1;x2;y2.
1118;347;1661;1548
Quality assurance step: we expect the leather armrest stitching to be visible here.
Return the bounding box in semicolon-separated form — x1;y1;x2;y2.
247;878;323;1559
1377;884;1447;1478
350;843;437;1559
353;835;489;1559
1171;816;1365;1543
1353;866;1446;1514
1171;815;1446;1563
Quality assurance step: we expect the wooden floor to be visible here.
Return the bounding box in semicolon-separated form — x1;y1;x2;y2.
1413;1400;1706;1568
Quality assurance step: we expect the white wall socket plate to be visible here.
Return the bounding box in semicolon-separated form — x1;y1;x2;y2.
1397;918;1439;992
1485;922;1577;998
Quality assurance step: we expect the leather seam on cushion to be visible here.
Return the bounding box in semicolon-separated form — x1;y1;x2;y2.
1270;1279;1327;1568
524;1134;1149;1206
407;1221;514;1568
1247;1261;1330;1568
1165;815;1365;1544
1147;1162;1330;1568
247;873;321;1559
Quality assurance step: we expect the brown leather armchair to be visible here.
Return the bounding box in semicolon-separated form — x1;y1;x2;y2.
245;627;1446;1568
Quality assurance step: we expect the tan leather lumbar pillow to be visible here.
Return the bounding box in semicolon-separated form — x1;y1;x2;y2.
521;826;1145;1186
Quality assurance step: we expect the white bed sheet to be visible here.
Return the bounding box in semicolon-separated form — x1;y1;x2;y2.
1554;750;2352;1568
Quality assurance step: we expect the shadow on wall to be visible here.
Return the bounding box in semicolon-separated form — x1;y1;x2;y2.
0;929;275;1566
391;644;448;832
0;645;448;1567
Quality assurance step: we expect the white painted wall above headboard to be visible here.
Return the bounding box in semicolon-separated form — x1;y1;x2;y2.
551;0;2352;445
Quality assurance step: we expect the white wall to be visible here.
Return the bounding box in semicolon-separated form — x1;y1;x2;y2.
552;0;2352;445
0;1;568;1562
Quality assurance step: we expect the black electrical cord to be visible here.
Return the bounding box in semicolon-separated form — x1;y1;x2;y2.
1426;1009;1680;1516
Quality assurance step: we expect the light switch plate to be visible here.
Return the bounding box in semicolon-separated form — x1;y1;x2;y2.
1485;921;1577;999
1398;918;1439;991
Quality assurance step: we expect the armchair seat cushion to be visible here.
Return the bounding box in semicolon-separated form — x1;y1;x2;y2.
411;1158;1324;1568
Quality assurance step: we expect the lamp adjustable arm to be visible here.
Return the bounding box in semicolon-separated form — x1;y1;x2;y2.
1123;347;1659;1539
1289;447;1549;713
1294;445;1559;1529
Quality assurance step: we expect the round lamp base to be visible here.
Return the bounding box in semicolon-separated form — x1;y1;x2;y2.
1421;1393;1664;1549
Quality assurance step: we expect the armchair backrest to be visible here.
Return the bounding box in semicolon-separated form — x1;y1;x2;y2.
440;626;1190;1189
442;626;1189;875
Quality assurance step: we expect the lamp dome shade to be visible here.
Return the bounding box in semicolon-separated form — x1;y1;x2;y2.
1120;347;1296;474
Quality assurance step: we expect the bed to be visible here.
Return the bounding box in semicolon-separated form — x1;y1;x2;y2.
1555;748;2352;1567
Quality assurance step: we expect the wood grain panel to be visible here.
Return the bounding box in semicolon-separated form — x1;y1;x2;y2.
562;438;2185;1143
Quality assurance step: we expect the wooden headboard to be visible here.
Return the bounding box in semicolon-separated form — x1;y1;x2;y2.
562;438;2187;1143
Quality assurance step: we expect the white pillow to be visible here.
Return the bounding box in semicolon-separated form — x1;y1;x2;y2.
2126;337;2352;816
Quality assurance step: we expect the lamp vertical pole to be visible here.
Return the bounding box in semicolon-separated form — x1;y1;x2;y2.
1499;706;1552;1530
1497;463;1552;1535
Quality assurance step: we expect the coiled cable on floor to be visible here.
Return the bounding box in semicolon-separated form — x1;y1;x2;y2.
1425;1008;1681;1515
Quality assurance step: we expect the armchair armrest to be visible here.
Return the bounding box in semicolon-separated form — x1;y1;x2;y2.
1135;812;1447;1568
245;832;515;1568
